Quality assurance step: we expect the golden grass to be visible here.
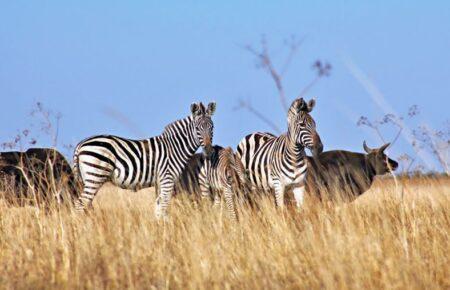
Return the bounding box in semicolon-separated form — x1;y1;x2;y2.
0;177;449;289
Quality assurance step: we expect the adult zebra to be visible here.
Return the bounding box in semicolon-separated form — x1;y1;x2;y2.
174;145;251;220
236;98;323;208
73;102;216;219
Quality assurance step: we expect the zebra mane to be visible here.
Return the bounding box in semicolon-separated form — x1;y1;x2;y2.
161;115;193;137
221;147;235;169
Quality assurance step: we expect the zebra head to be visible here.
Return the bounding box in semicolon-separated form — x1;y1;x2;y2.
191;102;216;158
287;97;323;156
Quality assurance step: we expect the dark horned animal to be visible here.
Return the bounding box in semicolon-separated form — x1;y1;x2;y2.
306;141;398;202
0;148;79;206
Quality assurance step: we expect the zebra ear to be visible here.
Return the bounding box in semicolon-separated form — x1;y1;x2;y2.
306;98;316;112
190;103;201;116
206;102;216;116
289;98;305;114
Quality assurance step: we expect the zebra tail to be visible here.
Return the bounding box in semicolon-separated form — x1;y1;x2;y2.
72;143;83;186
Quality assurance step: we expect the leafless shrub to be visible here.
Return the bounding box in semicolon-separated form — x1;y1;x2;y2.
412;122;449;174
357;105;419;147
357;105;448;174
1;102;73;154
235;35;331;130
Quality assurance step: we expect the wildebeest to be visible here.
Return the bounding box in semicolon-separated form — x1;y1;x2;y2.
0;148;79;206
305;141;399;202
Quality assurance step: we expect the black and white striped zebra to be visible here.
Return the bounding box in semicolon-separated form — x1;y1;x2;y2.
236;98;323;208
73;102;216;219
174;145;251;220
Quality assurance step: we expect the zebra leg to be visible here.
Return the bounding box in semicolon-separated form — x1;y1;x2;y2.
74;182;105;211
213;191;221;207
154;178;174;220
223;187;237;221
199;163;213;202
74;153;113;211
273;179;285;208
199;179;213;202
292;184;305;208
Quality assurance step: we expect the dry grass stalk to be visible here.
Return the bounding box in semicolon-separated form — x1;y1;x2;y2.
0;177;448;289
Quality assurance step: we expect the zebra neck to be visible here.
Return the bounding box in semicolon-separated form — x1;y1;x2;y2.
284;134;306;165
161;116;200;161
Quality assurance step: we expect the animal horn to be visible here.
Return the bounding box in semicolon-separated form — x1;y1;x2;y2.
379;143;390;152
363;141;373;153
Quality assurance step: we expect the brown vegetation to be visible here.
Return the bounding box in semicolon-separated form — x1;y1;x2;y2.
0;176;448;289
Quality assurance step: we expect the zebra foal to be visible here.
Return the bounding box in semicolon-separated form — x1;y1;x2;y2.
73;102;216;219
174;145;251;220
236;98;323;208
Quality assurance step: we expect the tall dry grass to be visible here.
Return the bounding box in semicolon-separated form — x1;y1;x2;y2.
0;177;449;289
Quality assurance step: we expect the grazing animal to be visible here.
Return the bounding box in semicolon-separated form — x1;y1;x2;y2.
174;145;251;220
0;148;79;206
236;98;323;208
305;142;399;202
73;102;216;219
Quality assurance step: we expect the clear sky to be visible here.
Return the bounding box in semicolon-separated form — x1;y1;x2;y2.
0;1;449;171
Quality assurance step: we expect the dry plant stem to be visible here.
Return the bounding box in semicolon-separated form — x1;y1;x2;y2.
245;40;289;112
239;36;330;134
237;99;281;133
297;75;321;99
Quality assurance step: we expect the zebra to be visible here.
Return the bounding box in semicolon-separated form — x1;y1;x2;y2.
73;102;216;219
236;97;323;208
174;145;251;220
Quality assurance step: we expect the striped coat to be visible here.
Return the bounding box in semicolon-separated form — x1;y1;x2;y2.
237;98;323;208
73;102;216;219
174;145;251;220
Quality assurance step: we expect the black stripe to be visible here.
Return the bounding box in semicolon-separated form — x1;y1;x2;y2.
149;138;157;184
81;161;111;172
84;179;106;185
80;151;115;167
81;140;129;176
144;140;151;184
112;138;137;182
86;171;109;178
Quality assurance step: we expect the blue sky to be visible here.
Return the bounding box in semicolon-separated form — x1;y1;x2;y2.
0;1;449;171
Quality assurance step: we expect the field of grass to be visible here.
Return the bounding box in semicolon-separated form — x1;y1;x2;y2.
0;176;449;289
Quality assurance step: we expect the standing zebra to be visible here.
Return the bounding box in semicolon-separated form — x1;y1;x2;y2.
73;102;216;219
174;145;251;220
236;98;323;208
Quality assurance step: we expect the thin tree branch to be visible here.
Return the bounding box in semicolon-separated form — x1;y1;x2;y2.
235;99;282;134
390;127;403;147
297;75;321;98
245;36;289;112
102;106;146;138
280;36;305;76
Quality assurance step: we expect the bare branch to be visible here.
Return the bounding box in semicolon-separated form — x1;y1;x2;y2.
390;127;403;147
235;99;282;134
280;35;305;76
245;36;288;112
102;106;146;138
297;75;320;98
298;61;332;98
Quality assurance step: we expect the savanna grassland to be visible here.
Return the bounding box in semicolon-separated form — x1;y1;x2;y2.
0;176;449;290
